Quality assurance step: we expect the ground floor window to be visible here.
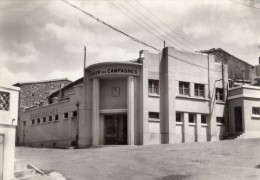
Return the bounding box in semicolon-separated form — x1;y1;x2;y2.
32;119;35;125
72;111;78;118
201;114;207;124
216;117;225;124
189;114;194;123
176;112;182;122
64;112;69;119
55;114;59;121
43;117;46;123
149;112;159;120
37;118;40;124
252;107;260;115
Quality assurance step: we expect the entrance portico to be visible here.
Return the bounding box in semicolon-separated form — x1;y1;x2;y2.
88;62;141;145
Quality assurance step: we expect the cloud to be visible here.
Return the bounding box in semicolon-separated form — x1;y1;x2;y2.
47;69;83;82
0;67;37;85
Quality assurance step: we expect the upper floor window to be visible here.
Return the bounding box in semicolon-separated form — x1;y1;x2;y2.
49;116;52;122
43;117;46;123
216;88;224;101
252;107;260;115
195;84;204;97
149;80;159;95
179;82;189;95
32;119;35;125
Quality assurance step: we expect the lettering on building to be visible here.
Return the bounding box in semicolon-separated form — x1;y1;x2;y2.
90;67;139;78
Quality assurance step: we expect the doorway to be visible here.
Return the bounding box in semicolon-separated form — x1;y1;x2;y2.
234;106;243;132
0;135;4;180
104;114;127;145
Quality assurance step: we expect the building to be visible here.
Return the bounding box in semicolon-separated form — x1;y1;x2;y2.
17;47;229;147
228;85;260;139
201;48;256;86
14;78;71;145
0;85;19;179
14;78;71;109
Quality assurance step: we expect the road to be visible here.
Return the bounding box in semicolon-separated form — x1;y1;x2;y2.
16;139;260;180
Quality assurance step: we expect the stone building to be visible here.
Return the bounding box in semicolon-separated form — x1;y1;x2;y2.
14;78;71;109
17;47;228;147
201;48;256;86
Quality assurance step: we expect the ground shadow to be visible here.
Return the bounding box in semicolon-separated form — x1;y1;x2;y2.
157;174;190;180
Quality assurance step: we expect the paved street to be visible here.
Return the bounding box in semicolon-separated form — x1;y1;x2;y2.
16;139;260;180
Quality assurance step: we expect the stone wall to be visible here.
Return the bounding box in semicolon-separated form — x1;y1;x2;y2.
14;79;71;108
201;48;256;83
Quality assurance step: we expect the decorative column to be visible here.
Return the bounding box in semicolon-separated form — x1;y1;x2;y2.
92;78;100;145
127;76;135;145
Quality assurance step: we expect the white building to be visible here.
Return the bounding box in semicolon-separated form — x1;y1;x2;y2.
18;47;228;147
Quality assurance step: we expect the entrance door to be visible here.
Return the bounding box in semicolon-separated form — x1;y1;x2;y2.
104;115;127;145
0;135;4;180
234;106;243;132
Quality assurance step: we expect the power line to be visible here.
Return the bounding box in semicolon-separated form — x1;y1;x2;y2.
109;0;186;50
119;0;193;51
107;0;165;43
60;0;160;52
60;0;223;73
111;0;205;63
135;0;202;50
229;0;260;11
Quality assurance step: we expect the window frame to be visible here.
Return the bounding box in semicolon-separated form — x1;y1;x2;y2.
201;114;207;124
176;112;182;122
194;83;205;97
216;117;225;124
64;112;69;119
188;113;195;123
179;81;189;96
55;114;59;121
32;119;35;125
72;111;78;118
148;79;159;95
215;88;224;101
49;116;52;122
37;118;40;124
252;107;260;116
43;117;46;123
148;112;160;121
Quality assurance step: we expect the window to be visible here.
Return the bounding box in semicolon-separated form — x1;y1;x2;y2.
201;114;207;124
176;112;182;122
195;84;204;97
72;111;78;118
55;114;59;121
64;112;69;119
216;88;224;101
49;116;52;122
32;119;35;125
43;117;46;123
179;82;189;95
37;118;40;124
252;107;260;115
149;80;159;95
216;117;225;124
189;114;194;123
149;112;159;119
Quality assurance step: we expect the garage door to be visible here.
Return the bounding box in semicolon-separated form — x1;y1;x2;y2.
0;135;4;180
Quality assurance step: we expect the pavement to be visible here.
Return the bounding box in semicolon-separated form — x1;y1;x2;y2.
15;139;260;180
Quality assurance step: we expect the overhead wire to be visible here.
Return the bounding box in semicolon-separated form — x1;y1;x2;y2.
114;0;191;51
229;0;260;11
135;0;202;50
110;0;206;63
122;0;197;51
60;0;223;73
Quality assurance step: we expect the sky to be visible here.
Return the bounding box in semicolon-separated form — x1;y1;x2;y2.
0;0;260;85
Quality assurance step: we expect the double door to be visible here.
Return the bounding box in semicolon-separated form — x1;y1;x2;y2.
104;115;127;145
